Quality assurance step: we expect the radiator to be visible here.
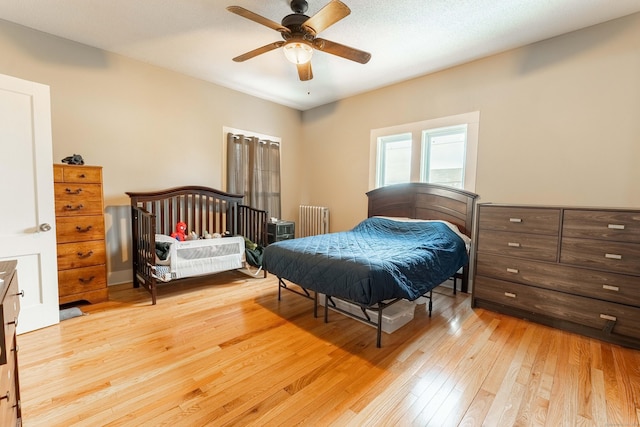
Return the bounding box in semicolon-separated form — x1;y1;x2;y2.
299;205;330;237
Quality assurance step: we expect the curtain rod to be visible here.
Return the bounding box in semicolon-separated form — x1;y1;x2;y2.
230;133;280;146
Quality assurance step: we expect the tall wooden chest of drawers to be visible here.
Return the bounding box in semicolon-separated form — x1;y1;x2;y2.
53;164;108;304
473;203;640;348
0;260;22;426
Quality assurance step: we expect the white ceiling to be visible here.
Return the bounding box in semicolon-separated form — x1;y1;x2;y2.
2;0;640;111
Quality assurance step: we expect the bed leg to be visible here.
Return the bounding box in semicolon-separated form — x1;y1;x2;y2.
278;278;283;301
376;312;383;348
313;292;318;318
453;276;457;295
428;290;433;317
324;295;329;323
151;283;157;305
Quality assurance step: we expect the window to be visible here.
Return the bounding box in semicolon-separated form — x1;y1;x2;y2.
377;133;411;187
370;112;479;192
421;125;467;188
224;128;281;219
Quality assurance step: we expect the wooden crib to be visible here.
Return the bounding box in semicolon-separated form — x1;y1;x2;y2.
127;186;268;304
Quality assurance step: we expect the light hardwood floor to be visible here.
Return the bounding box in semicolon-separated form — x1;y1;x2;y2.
18;272;640;426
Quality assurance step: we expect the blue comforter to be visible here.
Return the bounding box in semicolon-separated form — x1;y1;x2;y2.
263;217;468;306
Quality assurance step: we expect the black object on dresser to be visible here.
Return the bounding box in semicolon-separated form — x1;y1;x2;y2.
0;260;23;426
267;221;295;244
472;203;640;349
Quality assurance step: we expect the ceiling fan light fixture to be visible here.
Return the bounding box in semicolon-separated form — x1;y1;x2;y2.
283;41;313;64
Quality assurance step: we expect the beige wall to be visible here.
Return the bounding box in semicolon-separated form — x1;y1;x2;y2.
2;12;640;283
301;13;640;233
0;19;303;284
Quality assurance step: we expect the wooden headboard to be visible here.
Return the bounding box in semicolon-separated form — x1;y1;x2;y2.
126;185;268;246
127;186;244;236
366;183;478;238
367;183;478;293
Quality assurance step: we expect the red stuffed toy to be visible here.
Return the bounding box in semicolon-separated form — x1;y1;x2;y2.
171;221;187;241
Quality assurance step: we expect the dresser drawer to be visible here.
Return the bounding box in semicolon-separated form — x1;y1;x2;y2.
56;215;105;243
474;276;640;340
55;165;102;183
54;183;103;217
0;359;18;425
2;275;20;335
563;210;640;243
476;253;640;306
478;206;560;235
0;321;16;368
561;237;640;275
58;265;107;294
57;241;106;270
477;230;558;261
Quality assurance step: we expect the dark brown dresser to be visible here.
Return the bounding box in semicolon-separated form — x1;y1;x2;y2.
0;260;22;426
53;164;108;304
472;203;640;348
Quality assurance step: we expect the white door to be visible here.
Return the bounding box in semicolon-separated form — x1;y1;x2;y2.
0;73;59;334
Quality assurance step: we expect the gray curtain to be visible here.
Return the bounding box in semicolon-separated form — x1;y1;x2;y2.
227;132;281;219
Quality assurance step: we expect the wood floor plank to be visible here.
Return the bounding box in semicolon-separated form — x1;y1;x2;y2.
16;274;640;426
410;318;502;426
508;325;550;426
483;323;536;426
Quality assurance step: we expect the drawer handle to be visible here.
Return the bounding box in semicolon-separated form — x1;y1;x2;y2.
15;290;24;298
79;276;96;283
8;317;18;327
0;391;9;401
509;218;522;223
605;253;622;260
64;204;85;211
600;314;617;322
504;292;516;298
602;284;620;292
508;242;521;248
76;225;93;233
608;224;625;230
65;187;83;195
77;250;94;258
79;173;86;178
506;268;519;274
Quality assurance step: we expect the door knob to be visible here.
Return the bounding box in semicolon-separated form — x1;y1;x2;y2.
39;223;52;232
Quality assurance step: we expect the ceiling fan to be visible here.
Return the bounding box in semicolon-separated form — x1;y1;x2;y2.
227;0;371;81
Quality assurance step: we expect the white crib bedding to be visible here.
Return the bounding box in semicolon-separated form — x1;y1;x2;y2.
153;234;245;282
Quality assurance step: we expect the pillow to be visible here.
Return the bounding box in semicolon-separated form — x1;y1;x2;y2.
374;216;471;250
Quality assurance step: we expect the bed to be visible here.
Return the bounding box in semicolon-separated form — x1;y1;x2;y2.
263;182;478;347
127;186;269;305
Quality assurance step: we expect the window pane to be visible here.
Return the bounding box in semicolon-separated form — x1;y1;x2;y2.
422;126;466;188
378;134;411;186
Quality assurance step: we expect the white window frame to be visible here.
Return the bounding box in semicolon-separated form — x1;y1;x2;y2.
420;124;467;188
369;111;479;192
376;133;412;187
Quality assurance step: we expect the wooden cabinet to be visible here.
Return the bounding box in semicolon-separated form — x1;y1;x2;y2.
53;164;108;305
473;203;640;349
0;260;22;426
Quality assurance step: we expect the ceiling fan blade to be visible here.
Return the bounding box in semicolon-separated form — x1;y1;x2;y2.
314;38;371;64
233;41;285;62
227;6;290;33
297;62;313;81
302;0;350;35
